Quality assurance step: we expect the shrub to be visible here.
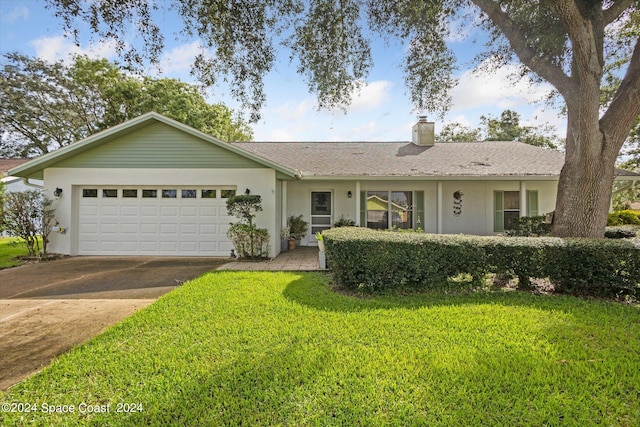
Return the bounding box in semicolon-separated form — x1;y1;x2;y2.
607;210;640;226
287;215;308;240
226;194;269;259
542;238;640;297
324;228;488;292
2;190;56;257
604;227;637;239
323;228;640;298
505;215;552;237
333;215;356;227
227;223;270;259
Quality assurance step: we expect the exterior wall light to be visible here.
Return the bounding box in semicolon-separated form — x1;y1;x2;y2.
347;191;352;198
54;187;63;197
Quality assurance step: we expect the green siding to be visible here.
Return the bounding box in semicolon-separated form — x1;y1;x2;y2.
360;191;366;226
56;123;263;169
494;191;504;232
527;190;539;217
415;190;424;230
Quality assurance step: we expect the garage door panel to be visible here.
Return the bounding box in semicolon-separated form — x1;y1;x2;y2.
140;206;159;216
120;223;139;233
159;242;178;252
161;206;179;216
78;187;236;256
200;206;218;216
199;224;219;235
80;205;99;215
100;206;119;216
180;224;197;234
181;206;197;216
120;241;138;251
160;223;178;234
100;223;119;234
121;206;139;216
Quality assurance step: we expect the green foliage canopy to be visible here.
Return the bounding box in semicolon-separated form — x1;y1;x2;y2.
437;109;561;149
0;54;252;157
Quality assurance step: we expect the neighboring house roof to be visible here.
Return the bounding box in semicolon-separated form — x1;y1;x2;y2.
8;112;298;180
0;158;30;177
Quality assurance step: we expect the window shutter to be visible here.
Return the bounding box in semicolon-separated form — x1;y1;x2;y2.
360;191;366;227
415;191;424;230
494;191;504;232
527;190;539;217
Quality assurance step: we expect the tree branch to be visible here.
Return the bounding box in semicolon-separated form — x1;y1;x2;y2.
601;36;640;149
602;0;635;26
549;0;603;81
470;0;576;97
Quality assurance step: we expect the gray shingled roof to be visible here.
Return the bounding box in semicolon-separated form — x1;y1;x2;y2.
233;141;575;178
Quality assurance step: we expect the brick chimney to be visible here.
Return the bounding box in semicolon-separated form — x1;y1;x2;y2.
412;116;435;146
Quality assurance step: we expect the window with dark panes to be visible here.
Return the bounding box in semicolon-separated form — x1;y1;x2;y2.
182;189;197;198
201;189;217;199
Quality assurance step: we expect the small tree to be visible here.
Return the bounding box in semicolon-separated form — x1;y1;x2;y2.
0;180;6;233
2;190;51;256
41;196;57;256
226;194;270;259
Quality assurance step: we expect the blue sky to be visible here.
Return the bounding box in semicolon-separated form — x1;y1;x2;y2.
0;0;567;142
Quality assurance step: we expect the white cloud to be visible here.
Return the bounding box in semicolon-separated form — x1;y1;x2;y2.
30;36;119;62
152;41;203;76
346;80;393;112
525;107;567;139
451;62;555;112
273;98;317;122
1;5;29;23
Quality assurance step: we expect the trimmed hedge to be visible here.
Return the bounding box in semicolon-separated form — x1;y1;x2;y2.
323;228;640;298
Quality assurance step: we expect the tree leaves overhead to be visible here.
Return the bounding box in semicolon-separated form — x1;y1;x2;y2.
44;0;467;119
0;54;252;157
286;0;372;111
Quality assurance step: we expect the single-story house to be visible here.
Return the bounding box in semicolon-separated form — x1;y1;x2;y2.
8;112;639;257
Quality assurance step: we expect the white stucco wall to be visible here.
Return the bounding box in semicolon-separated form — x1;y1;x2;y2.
43;167;278;256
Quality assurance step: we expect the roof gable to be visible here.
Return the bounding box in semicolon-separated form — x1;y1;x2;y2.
55;122;263;170
8;112;296;179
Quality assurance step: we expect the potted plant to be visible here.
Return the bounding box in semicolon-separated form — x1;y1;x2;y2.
315;231;325;252
287;215;308;249
280;226;290;252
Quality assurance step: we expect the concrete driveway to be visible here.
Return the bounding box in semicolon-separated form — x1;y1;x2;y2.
0;256;227;390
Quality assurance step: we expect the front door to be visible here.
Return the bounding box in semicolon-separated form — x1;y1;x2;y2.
310;191;332;243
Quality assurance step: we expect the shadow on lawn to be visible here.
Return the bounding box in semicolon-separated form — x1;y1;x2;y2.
281;272;634;315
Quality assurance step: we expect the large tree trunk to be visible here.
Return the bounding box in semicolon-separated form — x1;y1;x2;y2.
552;92;624;238
552;127;615;238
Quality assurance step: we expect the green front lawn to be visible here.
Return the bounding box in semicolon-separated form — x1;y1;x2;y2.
0;237;36;269
1;272;639;426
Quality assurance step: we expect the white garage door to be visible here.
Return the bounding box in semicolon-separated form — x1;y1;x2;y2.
78;187;236;256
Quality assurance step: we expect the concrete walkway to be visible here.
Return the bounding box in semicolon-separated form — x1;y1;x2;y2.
218;246;322;271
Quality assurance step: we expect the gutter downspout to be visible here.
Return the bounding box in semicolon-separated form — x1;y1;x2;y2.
21;177;43;189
